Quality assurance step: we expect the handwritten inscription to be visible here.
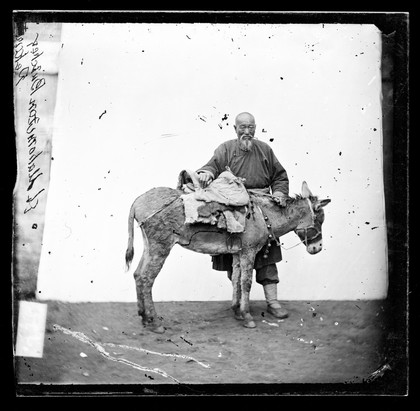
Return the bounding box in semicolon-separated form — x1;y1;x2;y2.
14;33;46;213
15;33;46;94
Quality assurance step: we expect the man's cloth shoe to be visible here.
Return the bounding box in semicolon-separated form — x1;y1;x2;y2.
263;282;289;318
267;303;289;319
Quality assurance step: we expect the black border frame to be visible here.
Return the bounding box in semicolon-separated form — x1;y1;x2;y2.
9;10;410;398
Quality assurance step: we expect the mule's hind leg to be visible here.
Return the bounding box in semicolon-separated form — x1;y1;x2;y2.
133;233;172;333
231;254;243;320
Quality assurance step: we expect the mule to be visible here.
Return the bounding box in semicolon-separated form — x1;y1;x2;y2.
125;181;330;333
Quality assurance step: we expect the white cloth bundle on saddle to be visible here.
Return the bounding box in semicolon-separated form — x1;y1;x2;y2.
179;169;250;233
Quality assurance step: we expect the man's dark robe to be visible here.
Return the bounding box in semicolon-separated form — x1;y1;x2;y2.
198;138;289;271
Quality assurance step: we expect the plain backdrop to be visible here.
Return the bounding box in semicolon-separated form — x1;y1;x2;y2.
35;23;388;302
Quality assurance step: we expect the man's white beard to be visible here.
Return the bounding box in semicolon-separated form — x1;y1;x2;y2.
240;137;253;151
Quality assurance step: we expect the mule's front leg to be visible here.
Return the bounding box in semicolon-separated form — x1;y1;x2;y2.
239;250;257;328
231;254;243;320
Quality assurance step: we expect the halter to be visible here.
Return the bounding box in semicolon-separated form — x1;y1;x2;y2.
250;195;322;253
283;198;322;250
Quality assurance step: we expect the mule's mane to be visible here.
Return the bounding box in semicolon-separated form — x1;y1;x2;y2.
250;192;318;208
285;194;318;205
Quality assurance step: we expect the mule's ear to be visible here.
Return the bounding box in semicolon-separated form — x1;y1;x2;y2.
301;181;313;198
314;198;331;211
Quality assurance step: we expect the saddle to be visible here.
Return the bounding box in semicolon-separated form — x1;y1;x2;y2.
177;168;250;233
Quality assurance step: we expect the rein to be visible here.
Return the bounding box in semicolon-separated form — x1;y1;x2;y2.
280;239;306;251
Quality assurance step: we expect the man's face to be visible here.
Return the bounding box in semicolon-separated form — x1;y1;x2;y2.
235;115;256;151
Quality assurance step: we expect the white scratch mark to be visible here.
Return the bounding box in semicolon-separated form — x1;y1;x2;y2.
160;133;179;138
64;222;72;239
294;337;315;345
103;342;210;369
53;324;180;383
262;320;279;327
367;363;391;381
368;75;376;86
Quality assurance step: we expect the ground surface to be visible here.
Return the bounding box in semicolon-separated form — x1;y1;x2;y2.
15;299;393;395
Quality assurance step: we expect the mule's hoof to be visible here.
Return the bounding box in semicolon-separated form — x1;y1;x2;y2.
243;320;257;328
151;325;165;334
234;313;244;321
144;321;165;334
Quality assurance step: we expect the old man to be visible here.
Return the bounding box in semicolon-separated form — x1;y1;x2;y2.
197;112;290;318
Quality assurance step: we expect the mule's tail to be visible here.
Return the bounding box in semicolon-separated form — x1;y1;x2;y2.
125;204;136;270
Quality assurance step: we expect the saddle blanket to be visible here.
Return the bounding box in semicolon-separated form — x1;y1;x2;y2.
179;169;250;233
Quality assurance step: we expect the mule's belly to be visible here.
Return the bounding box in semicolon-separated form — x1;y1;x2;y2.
178;221;267;255
180;229;243;254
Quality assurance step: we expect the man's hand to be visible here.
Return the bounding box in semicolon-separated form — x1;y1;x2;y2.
272;192;289;207
197;171;213;188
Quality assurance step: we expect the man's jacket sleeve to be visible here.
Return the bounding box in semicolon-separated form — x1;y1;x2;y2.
197;144;226;179
269;150;289;196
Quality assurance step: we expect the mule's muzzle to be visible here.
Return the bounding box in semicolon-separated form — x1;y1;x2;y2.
307;238;323;254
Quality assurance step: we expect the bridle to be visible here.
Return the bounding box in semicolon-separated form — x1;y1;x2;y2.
283;198;322;250
295;226;322;245
251;194;323;252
